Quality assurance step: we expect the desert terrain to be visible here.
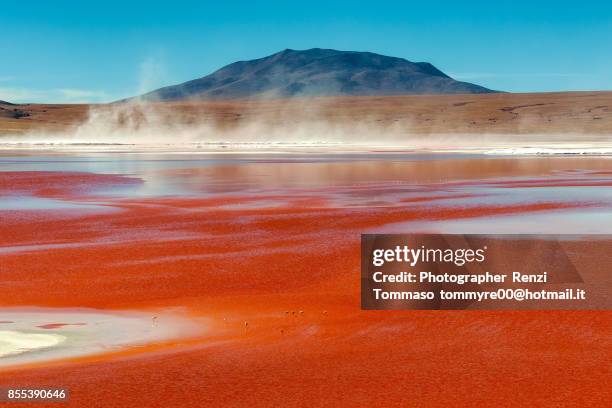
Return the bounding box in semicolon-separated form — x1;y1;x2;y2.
0;89;611;407
1;91;611;138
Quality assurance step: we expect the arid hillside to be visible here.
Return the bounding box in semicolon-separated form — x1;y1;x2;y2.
1;91;610;138
136;48;494;101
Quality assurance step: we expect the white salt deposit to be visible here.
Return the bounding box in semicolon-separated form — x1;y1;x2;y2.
0;307;203;368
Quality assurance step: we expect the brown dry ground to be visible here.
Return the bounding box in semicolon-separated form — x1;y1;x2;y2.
0;91;611;137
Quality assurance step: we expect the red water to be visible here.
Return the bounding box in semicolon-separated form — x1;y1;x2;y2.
0;153;610;407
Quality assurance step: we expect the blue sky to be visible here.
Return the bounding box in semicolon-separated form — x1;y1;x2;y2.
1;1;610;103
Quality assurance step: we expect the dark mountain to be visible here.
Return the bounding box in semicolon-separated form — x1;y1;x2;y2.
136;48;497;101
0;101;30;119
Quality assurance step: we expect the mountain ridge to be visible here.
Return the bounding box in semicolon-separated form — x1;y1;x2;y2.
134;48;497;101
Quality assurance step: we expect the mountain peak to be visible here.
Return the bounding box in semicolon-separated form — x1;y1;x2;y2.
136;48;497;101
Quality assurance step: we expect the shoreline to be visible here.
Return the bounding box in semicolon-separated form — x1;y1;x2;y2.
0;307;203;370
0;141;611;156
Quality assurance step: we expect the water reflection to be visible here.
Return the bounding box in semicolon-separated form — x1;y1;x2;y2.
1;151;611;233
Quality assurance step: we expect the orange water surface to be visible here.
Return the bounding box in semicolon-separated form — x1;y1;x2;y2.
0;151;611;407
